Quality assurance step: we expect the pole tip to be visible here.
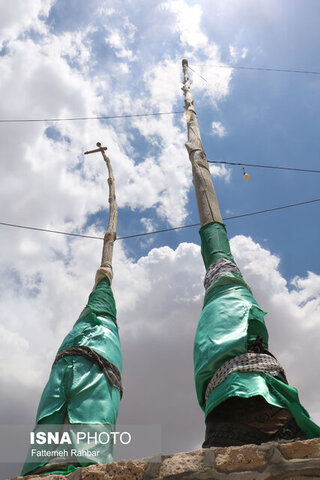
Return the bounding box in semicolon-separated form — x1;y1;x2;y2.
96;142;102;147
182;59;188;67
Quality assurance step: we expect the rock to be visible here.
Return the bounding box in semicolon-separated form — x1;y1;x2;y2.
215;444;267;472
159;450;204;477
280;438;320;460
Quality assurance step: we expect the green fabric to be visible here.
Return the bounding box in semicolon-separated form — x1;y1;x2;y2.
194;222;320;439
194;283;268;410
200;222;235;269
35;357;120;425
44;464;80;476
57;278;121;370
205;372;320;439
21;278;122;476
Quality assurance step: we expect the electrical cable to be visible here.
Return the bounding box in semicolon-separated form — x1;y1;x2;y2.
191;64;320;76
207;160;320;174
0;111;184;124
186;66;320;175
2;62;318;124
1;198;319;241
188;65;208;83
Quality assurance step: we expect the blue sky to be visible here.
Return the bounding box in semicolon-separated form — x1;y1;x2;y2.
0;0;320;477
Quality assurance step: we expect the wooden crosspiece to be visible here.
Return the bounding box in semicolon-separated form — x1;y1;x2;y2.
84;143;118;287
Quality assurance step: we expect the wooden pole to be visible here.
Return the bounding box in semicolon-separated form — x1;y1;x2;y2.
84;143;118;287
181;59;223;226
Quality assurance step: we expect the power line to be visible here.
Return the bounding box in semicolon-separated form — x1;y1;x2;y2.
0;223;103;240
208;160;320;174
188;65;208;83
222;198;320;220
0;111;184;124
2;64;317;124
1;198;319;241
191;64;320;76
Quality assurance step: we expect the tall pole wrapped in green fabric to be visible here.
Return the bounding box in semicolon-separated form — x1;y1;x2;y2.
182;59;320;446
22;144;122;475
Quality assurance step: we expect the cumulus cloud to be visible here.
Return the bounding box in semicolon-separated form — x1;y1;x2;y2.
3;2;319;477
0;35;113;233
0;0;53;48
140;217;155;233
191;56;233;106
143;58;181;111
0;15;232;238
160;0;233;106
229;44;248;61
160;0;208;49
0;40;182;234
209;163;231;182
230;235;320;421
2;231;319;462
211;121;227;137
104;14;136;61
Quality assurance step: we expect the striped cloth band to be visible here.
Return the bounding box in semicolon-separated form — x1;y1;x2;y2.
204;258;243;291
53;345;123;398
205;352;285;404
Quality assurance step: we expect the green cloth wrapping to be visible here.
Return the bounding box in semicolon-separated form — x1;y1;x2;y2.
199;222;235;269
21;278;122;476
194;222;320;439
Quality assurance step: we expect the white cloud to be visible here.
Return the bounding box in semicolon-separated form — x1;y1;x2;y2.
139;218;156;248
184;45;233;107
289;272;320;330
0;36;114;233
2;25;230;232
241;47;248;59
105;30;134;60
229;44;248;61
140;217;155;233
2;231;319;460
97;7;118;17
209;163;231;182
4;2;319;473
114;242;203;332
211;121;227;137
160;0;208;49
3;2;232;244
230;235;320;421
143;58;181;111
159;0;233;107
0;40;184;234
117;235;320;442
128;57;232;224
105;17;137;61
124;118;191;225
48;27;97;73
0;0;53;48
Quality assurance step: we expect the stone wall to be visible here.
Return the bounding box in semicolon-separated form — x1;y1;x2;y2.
13;438;320;480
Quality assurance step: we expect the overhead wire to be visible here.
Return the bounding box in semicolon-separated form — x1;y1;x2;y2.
3;62;318;124
0;111;184;124
1;63;319;242
1;198;319;241
207;160;320;174
185;66;320;175
185;65;319;175
2;62;318;125
188;65;208;83
2;61;318;124
190;64;320;76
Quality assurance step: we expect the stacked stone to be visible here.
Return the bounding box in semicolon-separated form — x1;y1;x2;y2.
15;438;320;480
